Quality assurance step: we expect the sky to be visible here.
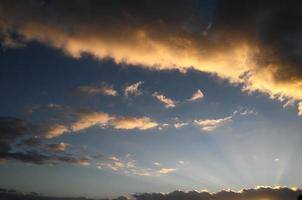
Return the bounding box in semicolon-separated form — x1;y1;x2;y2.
0;0;302;199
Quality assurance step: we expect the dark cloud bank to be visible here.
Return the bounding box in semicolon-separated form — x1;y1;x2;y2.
0;116;89;165
0;187;301;200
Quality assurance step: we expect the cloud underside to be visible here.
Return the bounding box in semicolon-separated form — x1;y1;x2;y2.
1;0;302;113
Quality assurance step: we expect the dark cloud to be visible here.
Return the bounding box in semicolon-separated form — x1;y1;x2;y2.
134;188;302;200
214;0;302;81
0;116;89;165
0;116;36;154
0;187;301;200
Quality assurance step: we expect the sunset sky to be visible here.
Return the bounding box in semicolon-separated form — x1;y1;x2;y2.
0;0;302;199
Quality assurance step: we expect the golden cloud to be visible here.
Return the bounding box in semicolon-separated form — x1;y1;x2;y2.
112;117;158;130
152;92;176;108
1;0;302;115
71;112;112;132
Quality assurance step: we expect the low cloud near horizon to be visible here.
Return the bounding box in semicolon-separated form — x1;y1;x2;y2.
0;187;301;200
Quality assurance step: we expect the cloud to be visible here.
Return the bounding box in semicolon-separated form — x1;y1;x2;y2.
178;160;185;165
45;124;69;139
77;82;118;96
2;0;302;114
70;111;112;132
0;116;92;165
194;116;232;132
152;92;176;108
158;168;177;174
47;142;68;152
188;89;204;101
0;116;36;155
42;111;159;138
97;155;154;177
124;81;143;97
298;102;302;116
133;187;302;200
112;117;158;130
173;122;188;129
0;187;301;200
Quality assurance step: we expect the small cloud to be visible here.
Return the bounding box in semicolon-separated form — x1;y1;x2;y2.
174;122;188;129
45;124;69;139
124;81;143;97
194;116;232;132
274;158;280;162
47;103;63;109
188;89;204;101
71;112;112;132
178;160;185;165
159;168;177;174
112;117;158;130
76;158;91;166
152;92;176;108
154;162;161;166
47;142;68;152
77;82;118;96
239;109;257;116
298;102;302;116
109;156;120;161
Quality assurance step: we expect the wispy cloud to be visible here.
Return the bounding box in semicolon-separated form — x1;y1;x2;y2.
174;122;188;129
70;112;112;132
45;124;69;139
47;142;68;152
188;89;204;101
43;111;159;138
97;155;177;176
124;81;143;97
194;116;232;132
158;168;177;174
97;155;152;176
152;92;176;108
77;82;118;96
112;117;158;130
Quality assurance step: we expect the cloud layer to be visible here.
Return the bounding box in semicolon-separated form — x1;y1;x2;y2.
0;187;301;200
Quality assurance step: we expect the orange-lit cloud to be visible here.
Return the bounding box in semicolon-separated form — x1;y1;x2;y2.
298;102;302;116
188;89;205;101
70;112;111;132
45;124;69;139
1;0;302;115
158;167;177;174
152;92;176;108
194;116;232;132
43;111;159;138
47;142;68;152
124;81;143;97
112;117;158;130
